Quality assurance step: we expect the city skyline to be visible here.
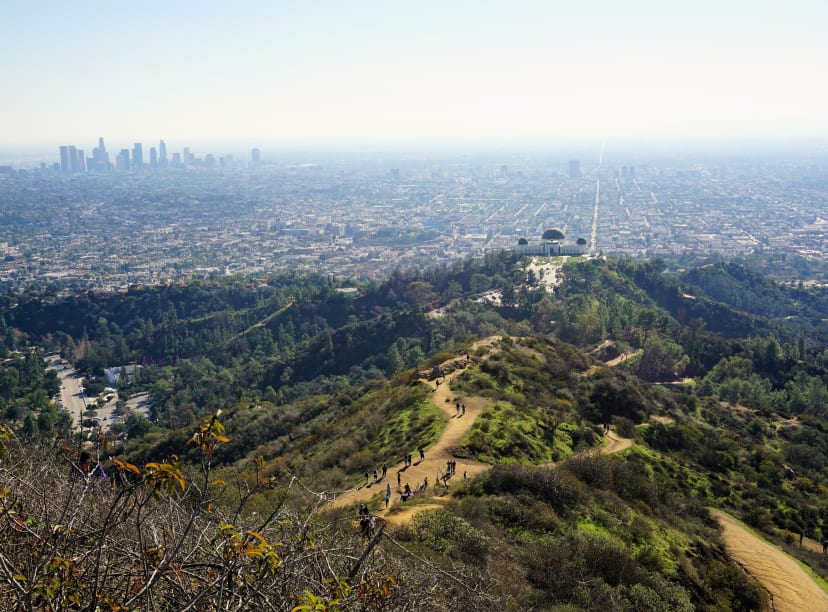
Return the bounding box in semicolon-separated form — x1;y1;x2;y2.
2;0;826;145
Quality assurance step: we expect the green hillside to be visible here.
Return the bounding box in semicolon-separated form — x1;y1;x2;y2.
1;255;828;608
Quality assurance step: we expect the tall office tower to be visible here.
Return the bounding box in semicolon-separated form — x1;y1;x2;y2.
251;147;261;165
90;137;110;171
74;149;86;173
117;149;130;171
132;143;143;168
568;159;581;179
149;147;158;166
171;152;181;166
159;140;167;167
183;147;192;165
59;146;73;173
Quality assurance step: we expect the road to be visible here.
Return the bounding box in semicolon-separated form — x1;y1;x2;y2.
49;355;88;429
589;178;600;255
47;355;151;432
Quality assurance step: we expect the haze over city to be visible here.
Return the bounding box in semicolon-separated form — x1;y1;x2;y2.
2;0;827;148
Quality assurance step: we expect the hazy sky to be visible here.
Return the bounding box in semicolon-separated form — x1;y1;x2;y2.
2;0;826;146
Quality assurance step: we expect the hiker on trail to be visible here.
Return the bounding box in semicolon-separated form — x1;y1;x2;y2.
397;471;401;487
463;471;467;480
359;503;368;516
360;516;369;536
418;447;425;461
382;463;387;478
456;401;460;415
407;453;412;466
423;477;428;489
823;540;828;555
461;403;466;415
373;469;378;482
368;515;376;536
447;460;452;474
800;530;804;547
364;471;369;485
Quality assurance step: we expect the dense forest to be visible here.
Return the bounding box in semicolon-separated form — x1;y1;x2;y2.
1;253;828;609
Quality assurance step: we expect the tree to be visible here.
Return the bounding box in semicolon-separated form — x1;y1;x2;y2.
125;412;151;437
637;334;689;382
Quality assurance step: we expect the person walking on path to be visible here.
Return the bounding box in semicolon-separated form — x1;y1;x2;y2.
397;471;401;487
385;483;391;508
382;463;387;479
418;446;425;461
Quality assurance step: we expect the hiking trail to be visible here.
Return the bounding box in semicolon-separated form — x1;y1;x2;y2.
329;337;499;515
710;509;828;611
331;336;634;524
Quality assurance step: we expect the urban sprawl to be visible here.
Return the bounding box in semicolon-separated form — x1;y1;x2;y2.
0;139;826;292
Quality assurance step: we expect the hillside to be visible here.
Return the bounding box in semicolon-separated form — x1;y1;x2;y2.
1;255;828;608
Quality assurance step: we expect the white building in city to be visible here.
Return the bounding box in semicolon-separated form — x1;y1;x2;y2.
516;228;588;256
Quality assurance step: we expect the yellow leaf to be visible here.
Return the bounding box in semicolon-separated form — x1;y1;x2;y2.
248;531;267;544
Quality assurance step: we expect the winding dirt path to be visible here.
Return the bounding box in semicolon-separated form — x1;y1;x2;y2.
710;510;828;612
330;338;498;515
331;335;635;527
601;430;633;454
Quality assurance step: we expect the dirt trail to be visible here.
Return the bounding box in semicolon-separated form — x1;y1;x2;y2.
330;338;498;515
710;510;828;612
331;335;635;522
601;430;633;454
605;350;640;367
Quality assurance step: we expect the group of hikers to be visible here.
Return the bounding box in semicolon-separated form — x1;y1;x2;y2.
364;463;389;485
354;350;475;533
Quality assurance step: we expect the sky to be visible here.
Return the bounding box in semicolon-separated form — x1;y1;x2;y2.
2;0;827;147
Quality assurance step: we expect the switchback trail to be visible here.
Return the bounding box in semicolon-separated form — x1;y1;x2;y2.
331;335;635;524
329;338;499;515
710;510;828;612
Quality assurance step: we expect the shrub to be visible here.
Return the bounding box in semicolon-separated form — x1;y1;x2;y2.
482;464;585;513
410;508;490;564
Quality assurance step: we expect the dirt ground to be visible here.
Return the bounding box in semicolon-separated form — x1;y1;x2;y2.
710;510;828;612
